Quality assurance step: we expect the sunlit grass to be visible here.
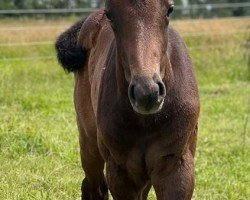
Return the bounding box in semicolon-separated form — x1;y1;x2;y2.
0;17;249;199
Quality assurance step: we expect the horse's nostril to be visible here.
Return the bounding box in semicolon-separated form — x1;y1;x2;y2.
128;77;166;114
129;85;136;101
157;82;166;97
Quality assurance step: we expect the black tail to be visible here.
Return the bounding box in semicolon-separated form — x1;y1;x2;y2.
55;18;87;73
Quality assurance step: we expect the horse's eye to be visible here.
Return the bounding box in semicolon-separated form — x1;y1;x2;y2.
104;10;113;22
167;5;174;17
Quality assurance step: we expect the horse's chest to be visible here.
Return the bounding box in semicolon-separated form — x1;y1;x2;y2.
97;98;168;151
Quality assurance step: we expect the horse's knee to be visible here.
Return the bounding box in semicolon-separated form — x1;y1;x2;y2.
100;180;109;200
152;153;194;200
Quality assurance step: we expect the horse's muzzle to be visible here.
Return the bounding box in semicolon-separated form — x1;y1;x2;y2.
128;75;166;115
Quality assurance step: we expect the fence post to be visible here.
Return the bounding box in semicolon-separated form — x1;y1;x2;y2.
90;0;98;8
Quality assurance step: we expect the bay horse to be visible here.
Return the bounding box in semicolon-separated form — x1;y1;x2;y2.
55;0;200;199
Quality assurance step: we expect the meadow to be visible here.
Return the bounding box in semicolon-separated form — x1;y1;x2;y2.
0;17;249;199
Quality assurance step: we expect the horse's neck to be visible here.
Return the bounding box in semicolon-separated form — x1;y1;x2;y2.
114;50;130;102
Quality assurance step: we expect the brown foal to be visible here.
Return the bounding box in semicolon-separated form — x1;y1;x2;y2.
55;0;200;199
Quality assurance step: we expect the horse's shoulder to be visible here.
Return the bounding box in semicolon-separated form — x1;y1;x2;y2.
167;26;187;53
167;25;192;67
166;26;199;103
78;9;105;49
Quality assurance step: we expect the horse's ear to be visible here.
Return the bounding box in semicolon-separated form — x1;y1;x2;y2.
55;18;87;73
77;10;105;49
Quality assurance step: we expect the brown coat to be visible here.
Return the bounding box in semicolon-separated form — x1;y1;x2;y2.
56;6;199;200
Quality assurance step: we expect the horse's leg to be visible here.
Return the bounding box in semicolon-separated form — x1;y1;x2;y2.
78;125;108;200
138;182;151;200
151;151;194;200
106;159;144;200
75;66;108;200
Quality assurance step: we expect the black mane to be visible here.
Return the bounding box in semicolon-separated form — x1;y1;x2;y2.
55;18;86;73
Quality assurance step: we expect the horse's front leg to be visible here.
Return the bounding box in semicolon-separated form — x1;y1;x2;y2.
106;158;147;200
151;150;195;200
79;129;108;200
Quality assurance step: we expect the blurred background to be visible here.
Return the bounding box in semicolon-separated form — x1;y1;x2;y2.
0;0;249;199
0;0;250;18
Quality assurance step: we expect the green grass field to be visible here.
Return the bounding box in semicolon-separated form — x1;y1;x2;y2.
0;17;249;199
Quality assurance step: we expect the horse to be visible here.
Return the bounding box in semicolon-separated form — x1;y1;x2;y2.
55;0;200;199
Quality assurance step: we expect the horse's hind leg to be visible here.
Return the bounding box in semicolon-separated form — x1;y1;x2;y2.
79;127;108;200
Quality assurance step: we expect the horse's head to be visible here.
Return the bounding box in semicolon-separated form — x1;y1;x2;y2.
105;0;174;115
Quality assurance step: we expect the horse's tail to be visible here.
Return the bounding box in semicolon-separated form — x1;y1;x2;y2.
55;18;87;73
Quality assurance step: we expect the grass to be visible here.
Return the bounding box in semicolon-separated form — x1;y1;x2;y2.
0;17;249;199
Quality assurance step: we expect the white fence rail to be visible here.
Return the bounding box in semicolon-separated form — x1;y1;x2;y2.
0;3;249;15
0;8;96;15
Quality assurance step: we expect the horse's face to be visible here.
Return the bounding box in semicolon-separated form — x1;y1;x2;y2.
105;0;174;115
